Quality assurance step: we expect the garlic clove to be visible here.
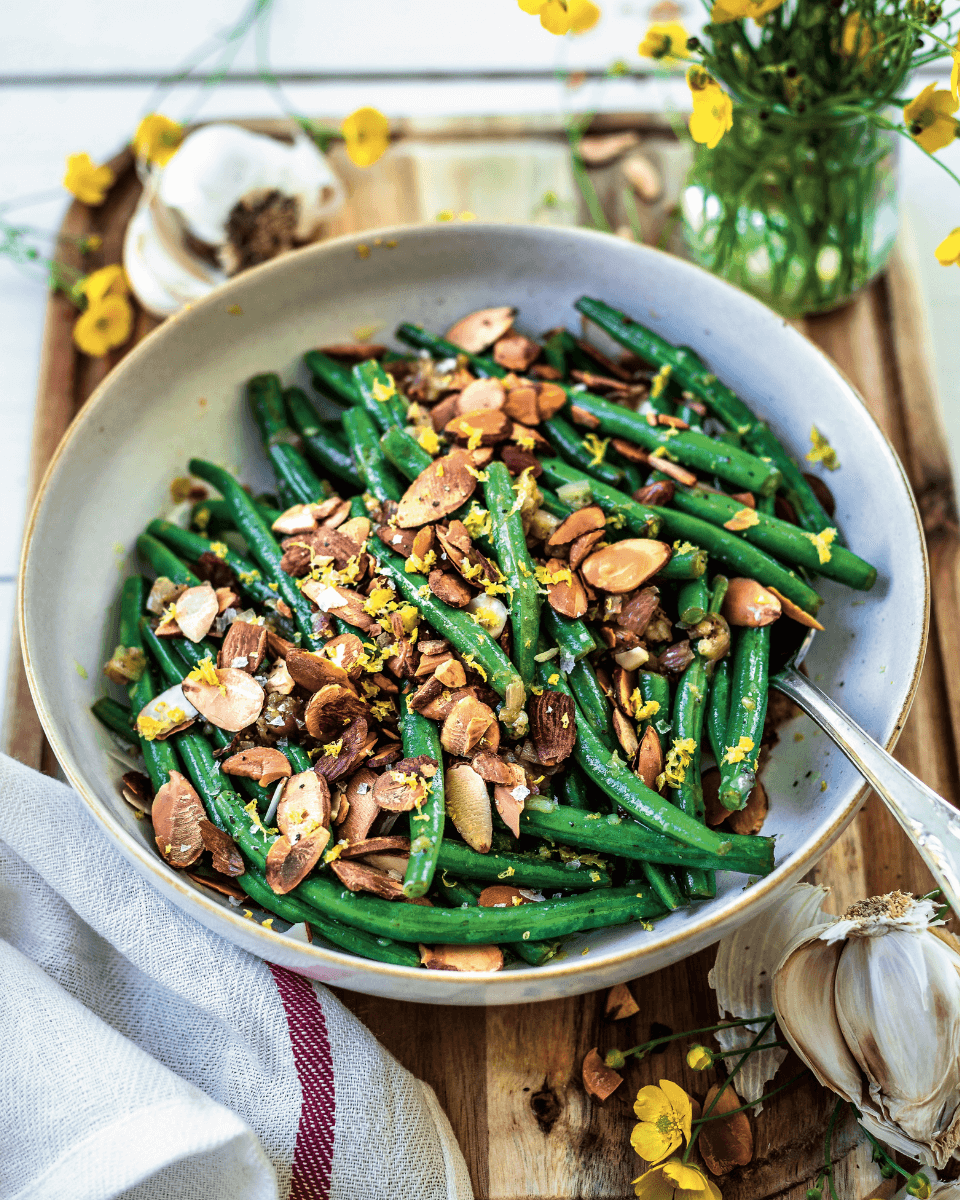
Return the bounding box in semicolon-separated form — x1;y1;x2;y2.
123;188;224;317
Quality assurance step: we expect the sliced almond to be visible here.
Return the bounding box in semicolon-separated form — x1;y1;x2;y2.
215;586;239;613
121;770;153;814
618;586;661;636
416;651;453;678
722;577;782;627
425;569;471;608
529;691;576;765
277;772;331;841
217;620;268;674
728;778;768;835
535;382;567;421
605;982;640;1020
303;684;367;740
730;491;756;510
317;497;352;528
174;583;219;643
493;763;528;838
634;480;675;506
314;716;371;782
419;944;505;972
286;648;352;692
146;576;185;616
430;659;464;691
635;726;663;791
456;377;506;414
339;768;380;842
545;505;606;552
324;632;367;677
611;707;639;758
198;819;244;877
659;640;694;674
266;658;296;695
181;668;264;732
445;762;493;853
135;684;198;742
657;413;689;430
373;766;432;811
477;885;533;908
445;306;515;354
330;858;405;899
430;393;461;432
320;342;387;361
186;869;246;900
299;582;381;634
266;830;329;894
444;408;511;446
648;457;698;487
544;559;588;619
582;1048;623;1103
493;334;540;372
568;528;605;570
470;750;516;785
339;836;411;859
724;507;760;532
440;695;497;756
222;746;292;786
395;452;478;528
361;850;410;875
272;503;318;536
768;587;825;631
502;384;540;425
339;516;371;546
569;405;601;429
580;540;672;594
152;770;205;867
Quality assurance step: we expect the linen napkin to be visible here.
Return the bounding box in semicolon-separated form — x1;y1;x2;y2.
0;752;474;1200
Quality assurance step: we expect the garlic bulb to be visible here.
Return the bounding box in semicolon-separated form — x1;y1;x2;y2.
123;123;344;317
773;891;960;1169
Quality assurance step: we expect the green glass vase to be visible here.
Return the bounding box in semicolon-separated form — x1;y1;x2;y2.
681;110;898;318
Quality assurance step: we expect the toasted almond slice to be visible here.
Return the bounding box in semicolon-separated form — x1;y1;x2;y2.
339;768;380;842
266;830;329;894
502;384;540;425
146;576;185;616
649;457;698;487
373;767;431;812
493;764;528;838
286;648;352;692
611;707;639;758
535;382;567;421
427;569;473;607
395;452;478;528
470;750;516;785
545;505;606;551
582;1048;623;1103
445;762;493;854
198;818;245;877
730;491;756;510
266;658;296;695
217;620;268;673
612;665;635;712
618;586;661;636
722;577;782;627
605;982;640;1020
216;586;239;613
324;632;367;677
768;586;825;631
724;507;760;532
121;770;153;814
278;770;331;838
636;726;663;791
445;306;515;353
569;405;601;429
435;658;467;688
330;858;405;899
135;684;198;742
529;692;576;765
339;516;371;547
728;778;768;836
657;413;689;430
455;377;506;414
272;503;318;536
441;695;497;756
493;334;540;372
633;480;675;507
580;540;672;594
545;561;589;620
182;668;265;732
174;583;219;643
419;943;505;972
444;408;511;446
186;869;246;900
659;639;694;674
568;528;605;570
361;851;411;875
477;884;533;908
222;746;293;786
304;684;367;740
152;770;205;867
339;836;411;859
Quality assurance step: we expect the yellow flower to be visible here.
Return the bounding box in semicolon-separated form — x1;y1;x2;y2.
951;37;960;104
132;114;183;166
81;264;128;304
687;67;733;149
567;0;601;33
73;295;134;358
63;153;115;205
710;0;784;25
903;83;960;154
633;1159;722;1199
518;0;599;34
686;1044;714;1070
638;22;689;60
630;1080;693;1164
341;107;390;168
839;12;874;62
935;227;960;266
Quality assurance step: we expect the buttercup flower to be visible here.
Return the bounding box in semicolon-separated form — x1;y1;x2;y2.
133;114;183;166
518;0;600;35
73;295;134;357
951;36;959;104
710;0;784;26
903;84;960;154
935;227;960;266
686;1045;714;1071
341;107;390;168
631;1079;693;1164
81;264;128;304
687;67;733;149
839;13;875;62
63;153;115;205
632;1159;722;1199
638;23;689;60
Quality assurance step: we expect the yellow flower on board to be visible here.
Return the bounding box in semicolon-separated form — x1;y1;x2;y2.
633;1159;722;1199
935;227;960;266
81;263;129;304
687;67;733;149
710;0;784;25
638;22;689;60
630;1080;693;1164
341;107;390;168
63;153;115;205
903;84;960;154
132;113;183;166
73;295;134;358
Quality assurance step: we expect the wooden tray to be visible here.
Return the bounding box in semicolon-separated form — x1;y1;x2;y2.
6;116;958;1200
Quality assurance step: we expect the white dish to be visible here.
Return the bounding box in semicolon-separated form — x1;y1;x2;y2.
20;223;928;1004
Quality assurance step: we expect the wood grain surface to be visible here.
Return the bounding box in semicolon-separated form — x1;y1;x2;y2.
4;116;955;1200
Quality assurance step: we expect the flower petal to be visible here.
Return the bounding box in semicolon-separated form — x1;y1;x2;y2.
935;228;960;266
663;1159;712;1192
634;1084;672;1122
632;1165;675;1200
631;1121;680;1164
658;1079;693;1145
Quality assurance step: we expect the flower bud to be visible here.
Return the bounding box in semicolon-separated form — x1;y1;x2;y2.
686;1044;714;1071
907;1175;932;1199
605;1048;627;1070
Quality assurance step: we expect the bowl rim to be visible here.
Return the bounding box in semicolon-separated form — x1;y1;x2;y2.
19;220;930;990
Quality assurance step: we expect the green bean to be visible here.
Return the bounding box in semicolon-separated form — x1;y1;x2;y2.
146;520;281;612
637;671;672;741
283;386;362;490
118;575;146;646
719;625;770;811
248;374;335;506
139;617;191;687
542;329;595;377
434;876;560;966
127;646;178;796
538;460;661;540
91;697;136;743
483;461;542;687
744;423;836;536
536;489;573;520
642;863;685;910
380;424;432;481
304;349;362;405
542;415;626;488
677;579;710;627
396;323;500;377
371;539;525;711
248;373;290;445
707;659;731;768
342;408;404;503
187;459;319;650
521;803;770;874
670;486;875;590
435;838;611;889
657;543;708;580
565;658;614;748
400;690;445;899
558;766;592;810
191;497;281;533
136;535;201;587
351;360;408;434
542;607;597;663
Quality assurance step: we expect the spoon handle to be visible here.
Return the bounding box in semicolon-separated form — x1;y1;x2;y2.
772;665;960;914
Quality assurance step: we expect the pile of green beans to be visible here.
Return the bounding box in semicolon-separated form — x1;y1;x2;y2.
91;296;876;972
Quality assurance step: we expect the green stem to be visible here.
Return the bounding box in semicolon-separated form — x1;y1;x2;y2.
619;1014;774;1059
691;1070;810;1124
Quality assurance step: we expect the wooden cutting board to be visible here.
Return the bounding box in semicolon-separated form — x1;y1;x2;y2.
5;115;956;1200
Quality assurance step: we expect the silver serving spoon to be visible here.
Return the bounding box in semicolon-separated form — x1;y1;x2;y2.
771;628;960;913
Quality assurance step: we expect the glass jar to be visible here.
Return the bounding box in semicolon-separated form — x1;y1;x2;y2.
681;110;898;318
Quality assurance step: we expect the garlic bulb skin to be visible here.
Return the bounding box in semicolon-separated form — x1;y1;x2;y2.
773;892;960;1169
158;124;344;247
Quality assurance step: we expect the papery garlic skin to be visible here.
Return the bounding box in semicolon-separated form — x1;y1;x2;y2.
774;892;960;1169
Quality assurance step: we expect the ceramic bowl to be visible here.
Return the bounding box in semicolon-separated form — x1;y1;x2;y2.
20;223;928;1005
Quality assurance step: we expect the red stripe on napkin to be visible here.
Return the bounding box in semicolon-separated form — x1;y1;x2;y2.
269;964;336;1199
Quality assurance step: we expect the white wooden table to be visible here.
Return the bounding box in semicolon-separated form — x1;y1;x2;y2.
1;0;958;728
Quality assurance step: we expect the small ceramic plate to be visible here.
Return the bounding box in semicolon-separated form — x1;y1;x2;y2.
20;223;928;1005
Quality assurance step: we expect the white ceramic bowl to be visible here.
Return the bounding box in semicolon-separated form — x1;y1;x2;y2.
20;223;927;1004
